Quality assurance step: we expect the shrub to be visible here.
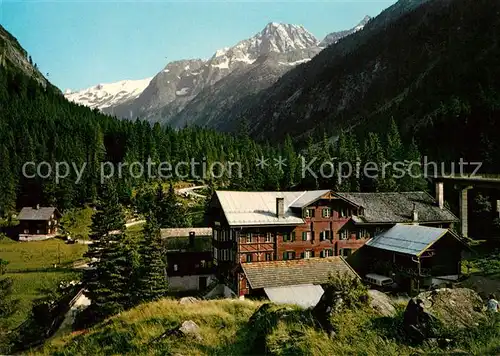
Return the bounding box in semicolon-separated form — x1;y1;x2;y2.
323;272;368;310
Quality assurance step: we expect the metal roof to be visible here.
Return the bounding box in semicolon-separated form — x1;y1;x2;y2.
365;224;449;256
215;190;328;226
264;284;325;309
289;190;331;208
17;207;57;221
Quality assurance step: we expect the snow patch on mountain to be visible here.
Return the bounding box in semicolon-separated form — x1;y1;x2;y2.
65;77;153;109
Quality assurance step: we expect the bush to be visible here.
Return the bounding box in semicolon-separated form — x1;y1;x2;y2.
323;272;368;310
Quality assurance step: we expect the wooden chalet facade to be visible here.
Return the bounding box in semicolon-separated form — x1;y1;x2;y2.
361;224;467;292
208;190;459;297
17;205;61;241
162;229;216;292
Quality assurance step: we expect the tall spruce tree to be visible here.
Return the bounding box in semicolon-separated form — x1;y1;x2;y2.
136;215;168;303
82;182;135;321
157;184;189;228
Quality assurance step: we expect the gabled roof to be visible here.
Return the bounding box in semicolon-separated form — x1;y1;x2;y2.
241;257;358;289
17;207;58;221
365;224;458;256
336;192;458;224
215;190;329;227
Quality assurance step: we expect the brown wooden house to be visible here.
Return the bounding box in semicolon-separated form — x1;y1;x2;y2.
17;205;61;241
162;229;216;292
208;190;459;297
360;224;467;292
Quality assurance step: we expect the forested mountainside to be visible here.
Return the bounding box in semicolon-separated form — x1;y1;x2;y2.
0;24;284;216
231;0;500;172
0;22;430;219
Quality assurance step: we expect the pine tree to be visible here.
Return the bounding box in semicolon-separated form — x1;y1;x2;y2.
156;184;188;228
362;133;388;192
0;146;16;218
136;215;168;303
82;182;134;321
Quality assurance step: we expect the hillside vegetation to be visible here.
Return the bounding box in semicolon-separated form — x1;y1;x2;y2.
238;0;500;172
32;296;500;356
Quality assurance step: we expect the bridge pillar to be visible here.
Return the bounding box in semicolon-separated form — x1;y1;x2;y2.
457;186;473;237
435;181;444;209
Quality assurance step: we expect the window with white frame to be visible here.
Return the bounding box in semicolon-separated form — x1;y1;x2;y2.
339;230;348;240
246;233;252;243
213;230;219;241
357;229;368;239
322;249;334;257
320;230;331;241
305;208;315;218
304;250;312;259
265;232;273;242
322;208;331;218
173;264;178;271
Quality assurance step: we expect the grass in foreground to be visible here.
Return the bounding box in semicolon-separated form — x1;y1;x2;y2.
35;299;264;356
32;298;500;356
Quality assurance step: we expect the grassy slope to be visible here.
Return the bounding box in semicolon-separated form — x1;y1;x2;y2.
0;237;87;329
35;299;264;356
33;298;500;356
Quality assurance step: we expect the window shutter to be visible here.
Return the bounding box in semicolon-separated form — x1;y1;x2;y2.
283;252;287;260
311;250;315;258
291;232;296;241
292;252;296;259
300;252;304;259
302;232;307;241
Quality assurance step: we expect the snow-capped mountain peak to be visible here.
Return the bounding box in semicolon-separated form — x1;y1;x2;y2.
66;18;368;121
64;77;153;109
252;22;318;54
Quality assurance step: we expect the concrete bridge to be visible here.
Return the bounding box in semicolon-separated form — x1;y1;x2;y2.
432;175;500;238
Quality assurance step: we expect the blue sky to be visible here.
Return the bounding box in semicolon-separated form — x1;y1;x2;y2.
2;0;396;91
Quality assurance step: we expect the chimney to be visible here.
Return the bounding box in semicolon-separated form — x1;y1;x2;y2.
189;231;195;248
436;181;444;209
412;203;419;225
276;197;285;218
34;204;40;210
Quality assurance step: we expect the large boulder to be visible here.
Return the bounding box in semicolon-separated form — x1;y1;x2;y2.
368;289;398;317
416;288;486;328
402;288;486;343
178;320;203;341
179;297;199;304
